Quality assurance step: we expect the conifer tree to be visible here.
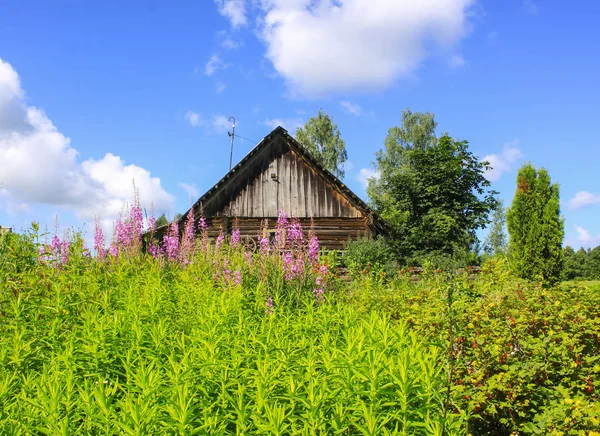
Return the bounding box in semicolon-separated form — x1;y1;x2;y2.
506;163;564;283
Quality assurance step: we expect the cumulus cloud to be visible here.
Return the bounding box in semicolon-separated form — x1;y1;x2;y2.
567;191;600;210
343;160;355;172
575;225;600;248
341;101;362;116
524;0;540;15
0;58;174;223
204;55;227;76
185;110;202;127
179;182;200;200
215;80;227;94
483;139;524;182
256;0;475;96
215;0;247;28
357;168;380;188
449;54;465;68
212;114;233;133
264;117;304;133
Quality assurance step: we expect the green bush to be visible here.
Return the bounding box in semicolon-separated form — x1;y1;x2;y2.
347;258;600;435
0;228;463;435
343;236;395;276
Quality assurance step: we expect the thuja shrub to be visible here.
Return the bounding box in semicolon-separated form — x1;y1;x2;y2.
347;258;600;435
0;228;464;434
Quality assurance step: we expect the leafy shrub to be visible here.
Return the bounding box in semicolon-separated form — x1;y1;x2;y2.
344;236;395;276
0;227;463;434
347;258;600;435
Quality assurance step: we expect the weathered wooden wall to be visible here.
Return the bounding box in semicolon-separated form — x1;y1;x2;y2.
153;217;373;251
221;148;362;218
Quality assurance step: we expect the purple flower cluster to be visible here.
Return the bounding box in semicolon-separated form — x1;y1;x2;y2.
275;211;288;249
231;227;241;246
164;220;180;260
181;210;195;258
313;287;325;304
216;229;225;250
215;259;242;287
94;219;105;259
308;235;320;264
283;251;305;281
265;296;274;315
287;219;304;245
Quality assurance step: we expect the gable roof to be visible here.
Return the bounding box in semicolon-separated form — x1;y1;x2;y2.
178;126;387;232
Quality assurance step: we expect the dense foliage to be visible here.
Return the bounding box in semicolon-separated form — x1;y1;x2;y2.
483;199;508;257
295;109;348;179
563;245;600;281
367;109;497;263
3;223;599;435
349;260;600;435
0;216;465;435
507;164;564;284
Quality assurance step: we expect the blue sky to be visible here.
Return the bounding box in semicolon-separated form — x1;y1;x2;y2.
0;0;599;248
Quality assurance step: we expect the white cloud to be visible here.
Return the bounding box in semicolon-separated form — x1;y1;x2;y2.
487;31;499;43
483;139;524;182
575;225;600;248
524;0;540;15
184;110;202;127
179;182;200;200
357;168;380;188
256;0;475;96
215;0;247;28
343;160;355;172
341;101;362;116
221;38;243;50
567;191;600;210
0;57;174;223
215;80;227;94
449;54;465;68
204;55;226;76
264;117;304;133
212;114;233;133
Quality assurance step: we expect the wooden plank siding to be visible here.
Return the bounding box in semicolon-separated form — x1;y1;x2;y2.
150;127;388;252
223;149;362;218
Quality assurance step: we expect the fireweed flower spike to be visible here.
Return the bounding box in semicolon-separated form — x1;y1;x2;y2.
216;228;225;250
275;210;288;249
164;219;180;260
94;218;105;259
181;209;195;258
265;296;274;315
231;227;241;246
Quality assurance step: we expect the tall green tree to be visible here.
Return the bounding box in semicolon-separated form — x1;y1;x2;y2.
367;109;497;262
506;163;564;284
296;110;348;179
483;199;508;256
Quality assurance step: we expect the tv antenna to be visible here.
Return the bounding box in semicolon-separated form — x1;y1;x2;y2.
228;116;236;170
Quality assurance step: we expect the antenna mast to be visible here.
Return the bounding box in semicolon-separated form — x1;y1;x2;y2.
228;116;236;170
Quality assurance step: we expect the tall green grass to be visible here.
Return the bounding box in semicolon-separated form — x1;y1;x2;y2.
0;230;464;435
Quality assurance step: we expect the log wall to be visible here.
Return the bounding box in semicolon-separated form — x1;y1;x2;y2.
221;149;362;218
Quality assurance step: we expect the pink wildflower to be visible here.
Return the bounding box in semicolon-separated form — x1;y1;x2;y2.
308;235;320;264
275;210;288;248
313;287;325;304
231;227;241;246
60;238;70;265
130;205;143;243
94;219;105;259
216;229;225;249
181;210;195;257
265;296;274;315
288;219;304;245
164;220;180;260
233;270;242;285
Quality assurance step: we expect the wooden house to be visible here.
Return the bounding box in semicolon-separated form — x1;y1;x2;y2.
158;126;386;250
